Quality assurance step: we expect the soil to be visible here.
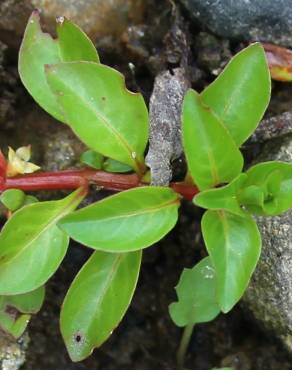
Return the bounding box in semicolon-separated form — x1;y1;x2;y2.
0;1;292;369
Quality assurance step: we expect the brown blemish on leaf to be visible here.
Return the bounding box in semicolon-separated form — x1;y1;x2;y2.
5;305;21;321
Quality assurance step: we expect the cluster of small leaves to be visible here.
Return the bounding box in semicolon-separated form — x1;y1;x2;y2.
169;43;292;328
0;10;291;364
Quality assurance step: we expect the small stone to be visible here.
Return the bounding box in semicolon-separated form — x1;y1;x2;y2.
0;331;29;370
180;0;292;47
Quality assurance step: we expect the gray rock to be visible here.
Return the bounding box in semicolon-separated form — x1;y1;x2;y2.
243;134;292;352
180;0;292;46
145;68;190;185
0;332;29;370
250;111;292;143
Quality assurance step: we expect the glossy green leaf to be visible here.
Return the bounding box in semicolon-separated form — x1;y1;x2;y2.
61;250;141;361
202;210;261;313
46;62;148;174
169;257;220;327
244;161;292;215
56;17;99;63
201;43;271;146
193;174;247;216
0;189;25;211
80;150;103;169
103;158;132;173
59;187;179;252
0;286;45;337
182;89;243;190
0;188;86;295
18;11;99;122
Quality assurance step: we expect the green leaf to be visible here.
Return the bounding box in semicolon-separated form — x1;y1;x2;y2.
244;161;292;215
60;250;141;361
0;188;86;295
0;285;45;314
237;185;265;212
23;195;39;206
201;43;271;146
0;286;45;338
0;189;25;211
182;89;243;190
193;174;247;216
56;17;99;63
59;187;179;252
80;150;103;169
202;210;261;313
18;11;99;122
46;62;148;174
103;158;132;173
169;257;220;327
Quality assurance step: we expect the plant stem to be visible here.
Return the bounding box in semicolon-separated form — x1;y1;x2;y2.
177;324;195;370
0;169;199;200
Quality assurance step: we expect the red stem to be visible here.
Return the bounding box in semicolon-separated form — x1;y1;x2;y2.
0;169;199;200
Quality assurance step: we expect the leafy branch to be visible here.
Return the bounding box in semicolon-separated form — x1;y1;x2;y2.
0;10;290;369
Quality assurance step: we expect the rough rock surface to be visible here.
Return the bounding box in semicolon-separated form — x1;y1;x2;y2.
250;111;292;143
145;68;190;185
0;332;29;370
180;0;292;46
243;134;292;352
0;0;144;47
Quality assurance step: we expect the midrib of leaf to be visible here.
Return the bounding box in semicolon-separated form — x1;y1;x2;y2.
0;192;83;268
195;102;220;186
80;197;180;223
220;71;250;122
53;73;141;172
66;254;124;345
218;211;247;305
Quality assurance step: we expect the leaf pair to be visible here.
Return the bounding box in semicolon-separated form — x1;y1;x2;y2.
19;12;149;174
80;150;132;173
170;209;261;325
182;43;271;191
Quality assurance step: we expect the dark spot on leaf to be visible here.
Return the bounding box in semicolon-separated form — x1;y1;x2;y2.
74;333;82;343
101;96;106;101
